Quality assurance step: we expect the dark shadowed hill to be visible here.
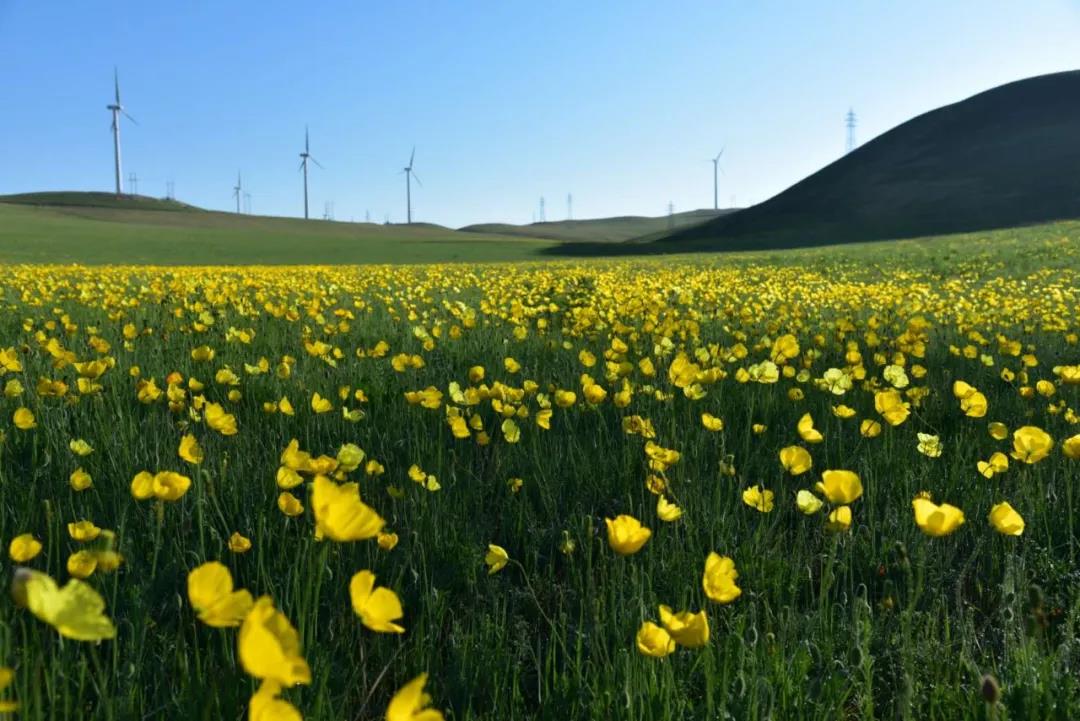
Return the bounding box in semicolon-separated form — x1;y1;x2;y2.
656;71;1080;251
462;208;734;243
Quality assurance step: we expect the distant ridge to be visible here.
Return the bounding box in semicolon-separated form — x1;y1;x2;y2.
0;191;199;212
658;70;1080;250
462;208;735;243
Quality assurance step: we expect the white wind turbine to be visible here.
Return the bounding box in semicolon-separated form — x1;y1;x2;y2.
299;127;323;219
402;147;422;223
106;68;136;195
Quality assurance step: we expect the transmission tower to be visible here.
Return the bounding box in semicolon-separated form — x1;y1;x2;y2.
845;108;857;153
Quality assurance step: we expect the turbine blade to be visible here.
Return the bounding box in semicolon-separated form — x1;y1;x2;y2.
409;146;415;167
310;156;324;169
411;171;423;187
123;111;138;125
114;67;120;104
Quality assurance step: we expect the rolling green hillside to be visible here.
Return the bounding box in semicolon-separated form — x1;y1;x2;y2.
0;199;553;265
658;71;1080;251
463;208;732;243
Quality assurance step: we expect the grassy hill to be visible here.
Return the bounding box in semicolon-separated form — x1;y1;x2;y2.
462;208;733;243
0;198;553;265
0;191;200;212
658;71;1080;251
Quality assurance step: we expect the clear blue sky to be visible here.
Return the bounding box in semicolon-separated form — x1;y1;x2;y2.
2;1;1078;227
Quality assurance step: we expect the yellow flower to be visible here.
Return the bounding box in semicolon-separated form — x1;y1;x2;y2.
831;404;856;419
977;452;1009;479
988;501;1024;536
795;490;823;515
179;434;204;464
12;568;116;641
779;446;812;475
656;496;683;522
310;392;333;413
238;596;311;687
152;471;193;501
68;438;94;456
377;532;399;551
484;544;509;574
874;389;910;426
9;533;42;562
701;412;724;431
67;520;102;542
916;433;943;458
1063;433;1080;460
386;673;445;721
277;492;304;517
279;397;295;416
0;665;15;713
742;486;774;512
635;621;675;658
815;470;863;504
13;408;36;430
796;413;823;443
229;532;253;553
987;422;1009;441
960;391;988;418
860;419;882;438
249;680;302;721
1010;425;1053;464
67;551;98;579
824;505;852;533
188;561;254;627
702;552;741;604
501;418;521;443
205;402;238;435
311;475;385;541
349;570;405;633
69;467;93;491
658;605;709;648
336;443;366;472
912;497;965;537
605;515;652;555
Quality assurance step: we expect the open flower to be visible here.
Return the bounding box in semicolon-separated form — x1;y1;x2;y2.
1010;426;1052;464
779;446;812;475
12;568;116;641
349;570;405;633
702;552;741;604
912;496;965;537
635;621;675;657
187;561;254;628
386;673;445;721
238;596;311;687
605;515;652;555
815;470;863;504
311;475;385;541
988;501;1024;536
658;605;709;648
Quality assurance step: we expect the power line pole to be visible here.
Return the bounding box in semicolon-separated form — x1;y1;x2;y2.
567;193;573;220
667;201;675;229
128;172;138;196
845;108;857;153
539;196;546;222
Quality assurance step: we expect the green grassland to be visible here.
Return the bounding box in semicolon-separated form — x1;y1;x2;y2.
0;200;556;265
0;225;1078;719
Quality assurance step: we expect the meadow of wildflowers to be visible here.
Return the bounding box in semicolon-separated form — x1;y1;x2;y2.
1;233;1079;719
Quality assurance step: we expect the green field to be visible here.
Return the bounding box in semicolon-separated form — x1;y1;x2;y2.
0;221;1079;719
0;200;556;265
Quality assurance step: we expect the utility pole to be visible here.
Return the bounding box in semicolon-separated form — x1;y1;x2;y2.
845;108;857;153
128;172;138;196
667;202;675;229
539;196;546;222
567;193;573;220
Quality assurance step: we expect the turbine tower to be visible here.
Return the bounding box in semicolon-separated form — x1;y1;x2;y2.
402;147;422;223
298;127;323;219
106;69;135;196
233;171;243;214
710;148;725;210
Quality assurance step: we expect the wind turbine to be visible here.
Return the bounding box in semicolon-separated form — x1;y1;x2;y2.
402;147;422;223
106;68;136;196
298;126;323;219
233;171;243;214
710;149;724;210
